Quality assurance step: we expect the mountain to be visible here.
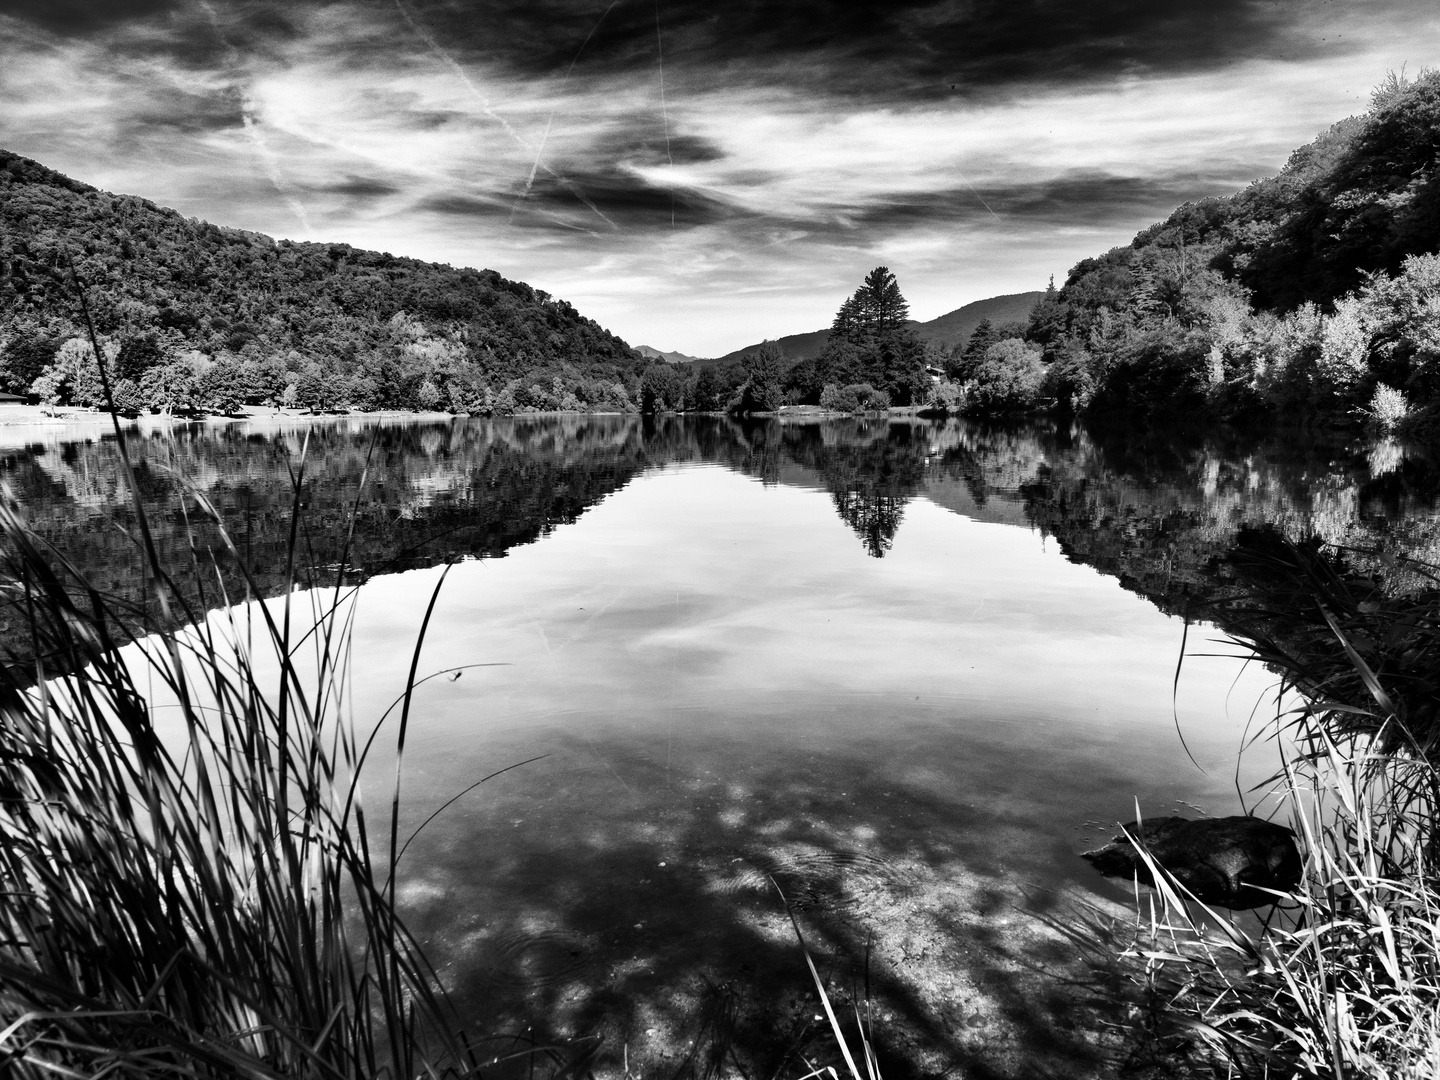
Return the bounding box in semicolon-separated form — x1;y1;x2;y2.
635;345;705;364
705;291;1044;368
0;149;645;415
915;291;1046;351
710;327;833;367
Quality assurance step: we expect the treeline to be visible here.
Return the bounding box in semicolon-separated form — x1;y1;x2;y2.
953;69;1440;430
633;266;936;416
0;149;649;415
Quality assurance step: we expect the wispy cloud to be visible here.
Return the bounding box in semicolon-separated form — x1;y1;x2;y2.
2;0;1438;354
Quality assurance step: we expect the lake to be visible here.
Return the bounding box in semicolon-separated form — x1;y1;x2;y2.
6;413;1438;1078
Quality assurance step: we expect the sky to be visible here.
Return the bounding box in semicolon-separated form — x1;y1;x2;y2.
2;1;1439;357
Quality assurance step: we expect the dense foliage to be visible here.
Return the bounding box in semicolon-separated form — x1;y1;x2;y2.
0;149;649;415
1010;70;1440;428
928;70;1440;428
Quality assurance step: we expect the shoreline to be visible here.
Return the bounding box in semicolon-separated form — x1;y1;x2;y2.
0;406;460;450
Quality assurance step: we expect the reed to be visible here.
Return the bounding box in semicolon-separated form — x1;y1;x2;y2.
0;440;472;1076
1100;531;1440;1077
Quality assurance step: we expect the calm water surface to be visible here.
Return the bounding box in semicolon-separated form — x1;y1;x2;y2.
8;414;1440;1077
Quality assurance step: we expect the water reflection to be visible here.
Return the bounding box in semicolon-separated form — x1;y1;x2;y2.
8;414;1440;1075
7;415;1440;664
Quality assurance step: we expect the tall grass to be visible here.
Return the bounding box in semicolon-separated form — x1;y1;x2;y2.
1099;531;1440;1077
0;424;472;1073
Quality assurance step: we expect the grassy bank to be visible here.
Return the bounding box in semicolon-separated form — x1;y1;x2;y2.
0;427;471;1076
1104;532;1440;1077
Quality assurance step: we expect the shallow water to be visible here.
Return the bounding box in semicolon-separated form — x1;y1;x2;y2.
7;414;1440;1077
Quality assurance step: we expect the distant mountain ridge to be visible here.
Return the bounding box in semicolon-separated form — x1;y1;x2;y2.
703;291;1044;367
635;345;705;364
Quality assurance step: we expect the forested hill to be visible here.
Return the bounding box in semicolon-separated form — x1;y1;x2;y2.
1020;69;1440;429
0;149;645;414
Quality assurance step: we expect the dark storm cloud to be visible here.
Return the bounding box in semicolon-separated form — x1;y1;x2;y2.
518;167;735;228
851;171;1241;229
124;89;245;134
0;0;304;69
0;0;182;34
7;0;1337;98
416;192;509;217
389;0;1339;96
320;174;403;197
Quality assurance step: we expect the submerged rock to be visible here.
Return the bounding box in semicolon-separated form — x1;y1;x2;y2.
1081;815;1302;909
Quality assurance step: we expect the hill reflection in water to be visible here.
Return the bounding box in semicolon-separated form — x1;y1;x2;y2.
6;413;1440;1076
5;414;1440;659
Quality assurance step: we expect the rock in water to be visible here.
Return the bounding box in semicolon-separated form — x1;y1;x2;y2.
1082;815;1302;909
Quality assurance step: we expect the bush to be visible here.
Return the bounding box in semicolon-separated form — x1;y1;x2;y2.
925;377;963;412
820;382;888;413
965;338;1045;414
1363;382;1412;431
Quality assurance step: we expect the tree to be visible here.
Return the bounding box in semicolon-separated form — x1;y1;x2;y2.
0;332;60;395
198;356;250;415
139;354;205;414
818;268;926;404
734;343;785;413
1026;277;1069;358
30;337;112;408
690;364;733;411
854;266;909;334
965;339;1046;414
640;363;685;412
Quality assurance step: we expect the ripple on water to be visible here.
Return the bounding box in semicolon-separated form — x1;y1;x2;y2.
482;929;595;989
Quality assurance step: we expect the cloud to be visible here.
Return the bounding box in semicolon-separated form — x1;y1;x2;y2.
365;0;1369;98
516;165;735;228
415;192;508;217
2;0;1439;355
321;174;404;197
0;0;182;36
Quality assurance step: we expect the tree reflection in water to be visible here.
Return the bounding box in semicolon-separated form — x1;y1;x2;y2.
8;413;1440;655
830;489;908;557
808;424;928;558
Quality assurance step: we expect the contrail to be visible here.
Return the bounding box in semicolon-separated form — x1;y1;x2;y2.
198;0;313;236
510;113;555;225
242;111;315;235
511;0;621;224
953;167;1002;223
392;0;618;230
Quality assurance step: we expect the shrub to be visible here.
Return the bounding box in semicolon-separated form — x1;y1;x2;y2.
819;382;854;412
925;377;963;412
820;382;888;413
1363;382;1412;431
965;338;1045;413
